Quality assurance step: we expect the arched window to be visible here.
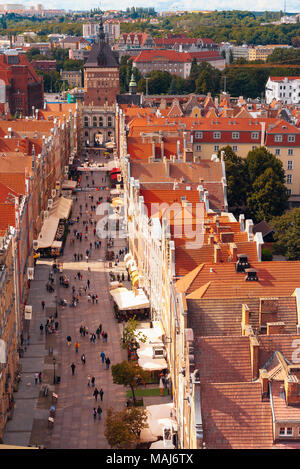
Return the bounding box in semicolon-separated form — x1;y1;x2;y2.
99;116;103;127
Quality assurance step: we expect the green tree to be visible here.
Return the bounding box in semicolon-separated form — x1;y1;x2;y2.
218;146;248;209
271;208;300;260
104;406;148;449
246;146;286;186
247;167;288;222
111;361;149;406
121;316;147;350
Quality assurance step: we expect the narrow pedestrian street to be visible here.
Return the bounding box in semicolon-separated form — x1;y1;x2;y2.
3;150;127;449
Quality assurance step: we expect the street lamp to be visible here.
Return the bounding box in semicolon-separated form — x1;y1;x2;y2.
53;357;56;385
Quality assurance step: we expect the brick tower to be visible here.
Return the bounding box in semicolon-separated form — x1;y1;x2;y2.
84;17;119;107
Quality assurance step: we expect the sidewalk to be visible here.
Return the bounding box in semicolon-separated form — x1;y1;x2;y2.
3;152;127;449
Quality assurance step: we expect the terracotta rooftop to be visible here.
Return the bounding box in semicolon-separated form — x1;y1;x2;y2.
177;261;300;299
186;297;297;337
0;172;26;194
200;382;273;449
194;336;252;383
0;202;15;230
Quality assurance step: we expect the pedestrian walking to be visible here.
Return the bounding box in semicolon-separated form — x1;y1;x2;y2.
91;376;95;387
100;351;105;364
93;387;99;401
38;371;42;383
97;405;102;420
81;353;86;365
67;335;72;346
71;363;76;375
99;324;102;334
40;323;44;334
103;332;108;343
74;341;79;353
80;325;83;336
95;294;98;304
87;279;90;288
87;375;91;387
93;408;97;421
34;372;38;385
41;300;45;310
96;328;100;339
105;357;111;370
99;388;104;401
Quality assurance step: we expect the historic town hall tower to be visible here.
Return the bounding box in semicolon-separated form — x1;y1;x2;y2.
83;18;119;146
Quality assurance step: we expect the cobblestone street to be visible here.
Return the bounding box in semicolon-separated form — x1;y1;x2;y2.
3;151;128;449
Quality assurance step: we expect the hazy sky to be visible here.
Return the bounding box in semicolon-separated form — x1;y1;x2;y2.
22;0;299;12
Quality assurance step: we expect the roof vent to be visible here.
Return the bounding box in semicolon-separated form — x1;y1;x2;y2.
245;268;258;282
235;253;250;272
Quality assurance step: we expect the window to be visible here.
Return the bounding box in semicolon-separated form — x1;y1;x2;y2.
93;117;97;127
195;131;203;139
287;189;291;196
252;146;257;150
214;145;219;152
84;116;89;127
279;427;293;437
287;174;292;184
275;149;280;156
251;132;259;140
287;160;293;170
288;148;294;156
213;132;221;139
275;135;283;142
232;145;238;152
108;116;112;127
99;117;103;127
232;132;239;140
196;145;202;151
288;135;295;142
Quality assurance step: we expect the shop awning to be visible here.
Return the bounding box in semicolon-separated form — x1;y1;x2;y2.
140;403;176;442
62;180;77;190
124;253;132;263
51;240;62;249
50;197;73;219
110;287;149;311
37;216;60;249
111;197;124;207
136;326;167;370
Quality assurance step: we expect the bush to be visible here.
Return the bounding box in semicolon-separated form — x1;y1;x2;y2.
261;247;273;261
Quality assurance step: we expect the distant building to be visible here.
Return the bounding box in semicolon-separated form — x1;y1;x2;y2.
58;37;90;51
131;50;193;79
83;21;120;44
60;69;83;88
0;52;44;116
265;76;300;105
31;60;57;73
248;44;290;62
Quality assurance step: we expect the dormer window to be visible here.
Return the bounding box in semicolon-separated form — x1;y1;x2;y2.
279;427;293;437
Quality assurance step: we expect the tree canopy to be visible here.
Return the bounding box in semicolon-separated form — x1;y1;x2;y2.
271;209;300;260
104;406;148;449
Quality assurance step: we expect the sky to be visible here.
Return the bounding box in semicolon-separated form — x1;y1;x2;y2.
21;0;300;12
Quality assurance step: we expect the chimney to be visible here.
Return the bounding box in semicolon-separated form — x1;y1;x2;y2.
250;335;259;379
152;141;155;158
163;156;170;177
208;234;215;245
285;376;300;406
267;322;285;335
220;232;234;243
177;140;180;158
239;213;245;232
214;244;221;263
245;219;254;239
183;148;193;162
259;298;278;327
259;369;269;396
161;139;164;158
241;304;250;335
229;242;237;262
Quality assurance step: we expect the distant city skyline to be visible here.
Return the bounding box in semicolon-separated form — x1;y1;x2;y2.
2;0;299;13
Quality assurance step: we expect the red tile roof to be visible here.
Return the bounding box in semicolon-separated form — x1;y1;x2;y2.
132;50;193;63
195;336;252;383
200;382;273;449
179;261;300;299
0;202;15;230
